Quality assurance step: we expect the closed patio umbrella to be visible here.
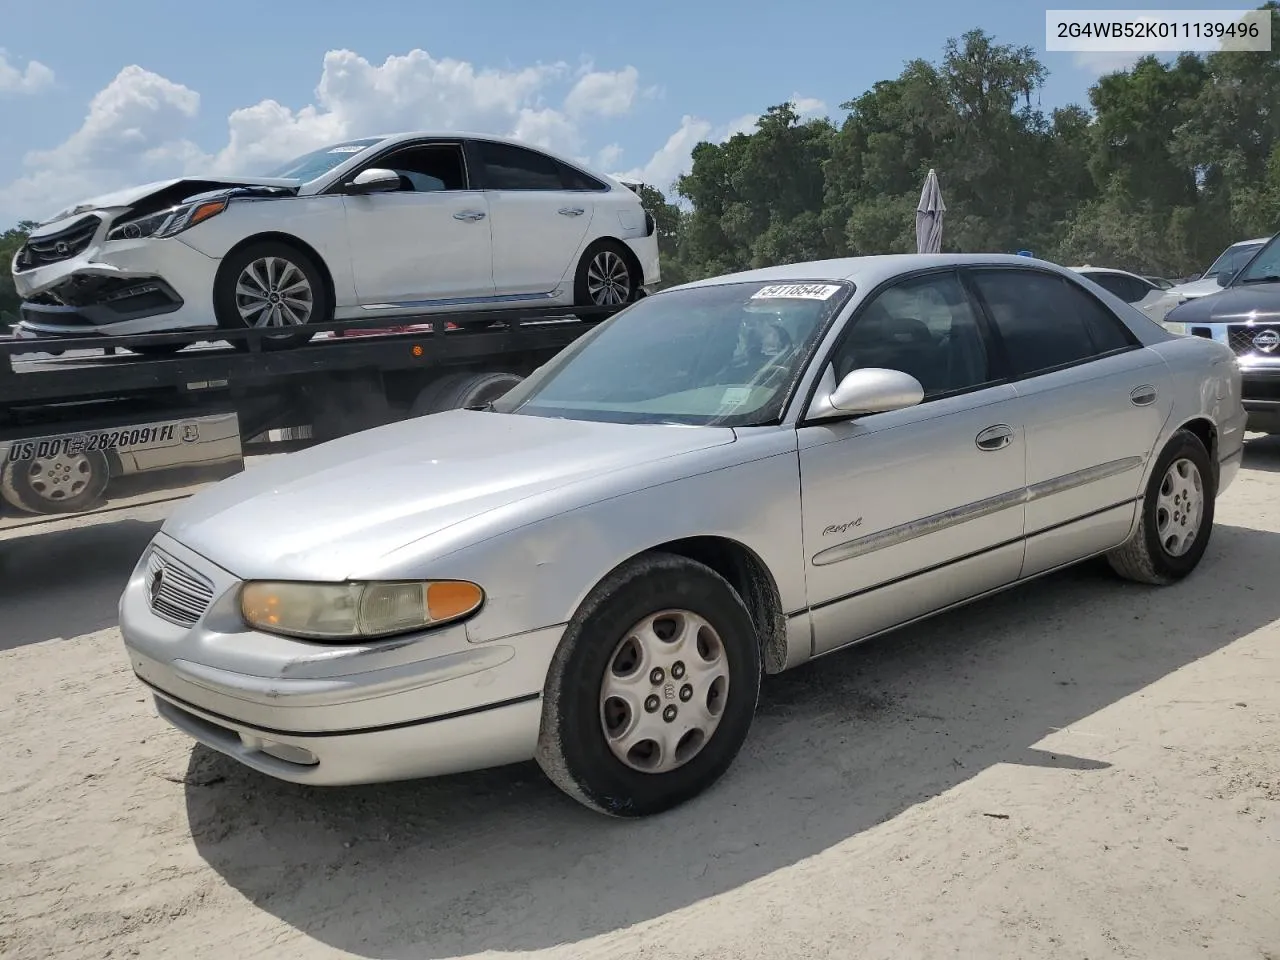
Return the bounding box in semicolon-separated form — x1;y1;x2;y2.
915;168;946;254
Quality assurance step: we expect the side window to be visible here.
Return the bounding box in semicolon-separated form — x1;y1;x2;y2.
375;144;467;192
560;164;608;191
968;270;1135;378
829;272;994;400
1087;272;1128;300
476;141;567;190
1120;275;1153;303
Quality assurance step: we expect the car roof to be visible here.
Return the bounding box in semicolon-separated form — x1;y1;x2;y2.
1070;266;1135;277
668;253;1074;293
1230;237;1270;247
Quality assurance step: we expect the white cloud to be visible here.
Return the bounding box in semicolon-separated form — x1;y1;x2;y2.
0;51;54;94
1;66;201;219
1072;50;1144;75
0;44;782;223
563;66;639;119
791;95;827;117
616;112;761;194
595;143;624;169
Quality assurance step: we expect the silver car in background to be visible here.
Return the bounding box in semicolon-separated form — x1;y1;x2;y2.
118;253;1246;817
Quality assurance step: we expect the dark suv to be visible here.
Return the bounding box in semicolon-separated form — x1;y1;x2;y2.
1164;232;1280;434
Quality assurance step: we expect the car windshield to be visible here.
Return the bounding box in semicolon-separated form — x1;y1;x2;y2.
1203;242;1264;278
261;138;385;181
490;280;854;426
1236;234;1280;284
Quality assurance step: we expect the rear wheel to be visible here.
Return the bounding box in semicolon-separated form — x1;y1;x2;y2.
214;241;331;351
1;448;110;514
536;552;762;817
573;240;639;308
1106;428;1215;584
409;370;524;417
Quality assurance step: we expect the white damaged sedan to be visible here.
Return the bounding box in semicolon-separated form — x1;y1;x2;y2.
119;253;1246;817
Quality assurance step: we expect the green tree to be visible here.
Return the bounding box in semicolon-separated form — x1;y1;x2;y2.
0;221;36;330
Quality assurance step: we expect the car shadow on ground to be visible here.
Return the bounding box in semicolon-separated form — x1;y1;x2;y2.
1243;433;1280;472
0;517;160;652
183;518;1280;958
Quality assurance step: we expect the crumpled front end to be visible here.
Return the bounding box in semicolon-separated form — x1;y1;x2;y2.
11;178;298;338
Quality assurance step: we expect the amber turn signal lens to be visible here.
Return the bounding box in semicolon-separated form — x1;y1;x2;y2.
426;580;483;622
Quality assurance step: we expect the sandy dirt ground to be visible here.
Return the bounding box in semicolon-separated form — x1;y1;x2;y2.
2;441;1280;960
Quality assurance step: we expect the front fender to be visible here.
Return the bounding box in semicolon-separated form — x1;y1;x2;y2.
369;430;807;645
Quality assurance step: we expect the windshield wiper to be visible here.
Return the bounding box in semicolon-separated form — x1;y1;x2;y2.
1239;275;1280;284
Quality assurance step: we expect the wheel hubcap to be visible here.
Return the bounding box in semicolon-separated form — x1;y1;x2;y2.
586;251;631;306
235;257;314;330
1156;457;1204;557
26;454;93;502
599;609;730;774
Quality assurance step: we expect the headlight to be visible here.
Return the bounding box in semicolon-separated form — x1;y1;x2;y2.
240;580;484;641
106;198;227;242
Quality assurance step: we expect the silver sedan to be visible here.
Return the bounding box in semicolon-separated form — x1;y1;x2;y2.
118;253;1247;817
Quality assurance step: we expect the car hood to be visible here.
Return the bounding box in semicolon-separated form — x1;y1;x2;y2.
35;176;301;230
1166;284;1280;324
161;409;738;581
1167;276;1226;299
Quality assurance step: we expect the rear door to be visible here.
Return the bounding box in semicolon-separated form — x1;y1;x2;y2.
963;267;1173;578
468;139;598;299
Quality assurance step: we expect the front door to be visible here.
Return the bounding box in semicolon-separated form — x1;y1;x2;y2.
964;267;1173;578
797;270;1028;655
469;139;596;298
341;141;495;306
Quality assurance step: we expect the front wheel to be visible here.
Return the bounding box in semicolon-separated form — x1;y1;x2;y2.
213;241;331;351
573;240;639;308
1106;428;1216;585
536;552;762;817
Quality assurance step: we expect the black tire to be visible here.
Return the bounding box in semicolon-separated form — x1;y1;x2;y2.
536;552;762;817
213;240;331;352
1;448;111;515
573;239;640;308
1106;428;1216;585
409;371;524;417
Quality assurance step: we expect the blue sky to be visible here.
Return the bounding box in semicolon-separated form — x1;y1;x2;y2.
0;0;1192;224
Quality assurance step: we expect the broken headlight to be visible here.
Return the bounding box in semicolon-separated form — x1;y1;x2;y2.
106;198;227;242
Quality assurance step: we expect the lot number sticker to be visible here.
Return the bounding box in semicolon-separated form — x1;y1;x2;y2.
750;283;842;301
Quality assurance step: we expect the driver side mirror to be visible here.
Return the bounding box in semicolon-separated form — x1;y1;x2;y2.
806;367;925;421
345;168;401;195
1216;270;1235;288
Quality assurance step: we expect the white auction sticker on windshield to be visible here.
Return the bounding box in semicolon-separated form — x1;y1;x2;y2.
328;145;367;153
750;283;842;301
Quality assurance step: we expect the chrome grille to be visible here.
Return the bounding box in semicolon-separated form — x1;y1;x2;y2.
146;548;215;627
16;216;101;270
1228;324;1280;357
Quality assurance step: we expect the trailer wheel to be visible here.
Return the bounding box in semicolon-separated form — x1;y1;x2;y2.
1;449;111;515
214;240;332;351
409;371;524;417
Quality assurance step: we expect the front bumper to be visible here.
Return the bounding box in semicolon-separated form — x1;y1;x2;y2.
13;232;220;337
119;532;561;785
1240;362;1280;434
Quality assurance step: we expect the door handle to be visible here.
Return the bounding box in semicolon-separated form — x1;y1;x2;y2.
453;210;486;221
975;424;1015;451
558;207;585;217
1130;384;1158;406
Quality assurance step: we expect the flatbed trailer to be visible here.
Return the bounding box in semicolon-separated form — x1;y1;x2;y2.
0;304;621;532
